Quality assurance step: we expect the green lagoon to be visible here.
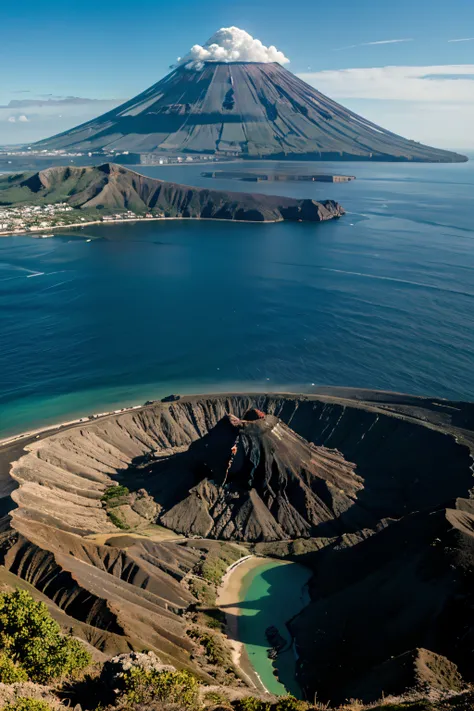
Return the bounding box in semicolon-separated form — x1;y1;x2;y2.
238;561;312;696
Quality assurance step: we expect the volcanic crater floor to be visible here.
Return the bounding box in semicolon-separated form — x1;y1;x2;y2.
1;389;474;703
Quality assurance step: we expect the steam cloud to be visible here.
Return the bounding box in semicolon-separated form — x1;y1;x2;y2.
176;27;290;69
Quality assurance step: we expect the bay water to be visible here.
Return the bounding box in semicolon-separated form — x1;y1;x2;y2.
237;561;312;696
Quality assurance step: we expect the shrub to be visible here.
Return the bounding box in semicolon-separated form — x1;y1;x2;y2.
234;697;271;711
275;697;307;711
3;699;52;711
101;485;130;502
0;651;28;683
189;579;216;607
108;511;131;530
204;690;230;706
0;589;91;682
188;629;229;666
122;667;199;708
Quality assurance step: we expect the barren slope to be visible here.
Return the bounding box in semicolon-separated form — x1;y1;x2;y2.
34;62;466;162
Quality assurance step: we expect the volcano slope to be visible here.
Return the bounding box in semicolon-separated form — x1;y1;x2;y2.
34;62;466;163
1;390;474;702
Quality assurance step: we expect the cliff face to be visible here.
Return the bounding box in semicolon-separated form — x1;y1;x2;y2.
1;390;474;700
33;62;467;163
0;163;345;223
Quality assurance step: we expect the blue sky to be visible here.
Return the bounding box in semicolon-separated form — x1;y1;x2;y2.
1;0;473;147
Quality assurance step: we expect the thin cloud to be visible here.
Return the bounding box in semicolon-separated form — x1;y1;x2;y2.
334;39;413;51
298;64;474;102
0;96;123;109
448;38;474;43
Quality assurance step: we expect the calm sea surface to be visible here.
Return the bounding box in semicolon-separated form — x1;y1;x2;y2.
1;159;473;437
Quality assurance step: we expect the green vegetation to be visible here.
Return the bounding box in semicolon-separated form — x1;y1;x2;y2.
102;486;132;529
235;697;271;711
0;589;91;683
101;485;130;503
189;578;217;607
188;629;231;667
203;690;231;706
275;697;308;711
0;652;28;683
107;511;131;530
194;543;244;586
3;699;52;711
121;667;199;707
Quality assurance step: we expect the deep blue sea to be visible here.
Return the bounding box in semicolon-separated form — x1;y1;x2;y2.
1;158;473;438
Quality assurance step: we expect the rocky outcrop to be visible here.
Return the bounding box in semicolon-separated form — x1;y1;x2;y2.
265;626;287;659
343;648;465;702
102;487;159;530
0;164;345;224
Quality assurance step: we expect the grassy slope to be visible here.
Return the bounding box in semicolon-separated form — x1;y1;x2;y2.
0;164;343;222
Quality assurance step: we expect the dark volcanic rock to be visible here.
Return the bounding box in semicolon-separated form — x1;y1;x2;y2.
135;412;364;541
33;62;466;163
265;625;287;655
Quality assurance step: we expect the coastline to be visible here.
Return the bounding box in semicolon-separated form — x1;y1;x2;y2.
0;214;284;239
217;556;272;695
0;403;146;448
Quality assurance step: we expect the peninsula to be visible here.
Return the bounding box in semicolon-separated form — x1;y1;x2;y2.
0;163;344;236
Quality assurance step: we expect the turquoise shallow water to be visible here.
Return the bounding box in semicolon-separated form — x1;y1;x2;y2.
237;561;312;696
1;159;474;437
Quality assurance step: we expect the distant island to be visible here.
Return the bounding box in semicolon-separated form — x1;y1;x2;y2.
202;170;356;183
0;163;344;236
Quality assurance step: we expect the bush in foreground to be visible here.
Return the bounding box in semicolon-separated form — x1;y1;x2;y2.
3;699;52;711
0;652;28;683
0;589;91;683
121;667;199;708
234;698;271;711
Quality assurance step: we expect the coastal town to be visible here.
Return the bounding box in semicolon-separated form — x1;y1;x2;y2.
0;202;164;236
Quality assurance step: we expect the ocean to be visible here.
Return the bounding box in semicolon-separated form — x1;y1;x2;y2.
1;158;473;438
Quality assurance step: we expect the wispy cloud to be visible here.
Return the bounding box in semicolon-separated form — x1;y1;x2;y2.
298;64;474;102
0;96;123;109
448;38;474;43
297;64;474;149
334;39;413;51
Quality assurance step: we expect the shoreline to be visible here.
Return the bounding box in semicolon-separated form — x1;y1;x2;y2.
0;403;146;448
217;556;273;695
0;214;285;239
0;384;433;448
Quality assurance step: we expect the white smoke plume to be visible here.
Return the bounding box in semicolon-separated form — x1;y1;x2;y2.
176;27;290;70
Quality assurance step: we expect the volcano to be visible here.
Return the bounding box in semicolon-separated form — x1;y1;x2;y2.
127;409;367;541
34;61;466;162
